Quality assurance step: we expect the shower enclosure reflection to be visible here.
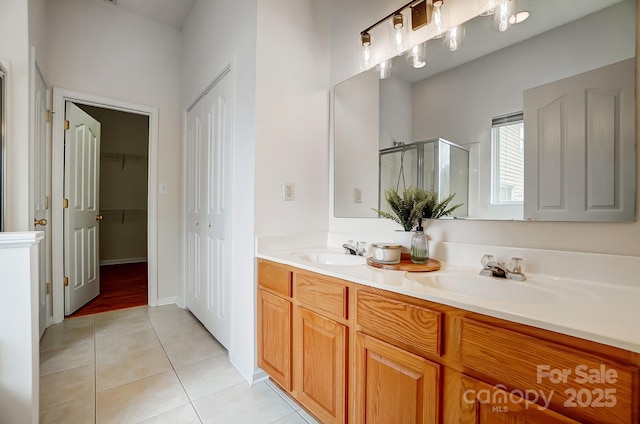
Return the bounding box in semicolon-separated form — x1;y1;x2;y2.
379;138;469;217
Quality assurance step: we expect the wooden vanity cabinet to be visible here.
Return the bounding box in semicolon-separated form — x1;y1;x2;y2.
257;259;293;391
293;271;351;424
355;332;440;424
459;375;581;423
257;259;640;424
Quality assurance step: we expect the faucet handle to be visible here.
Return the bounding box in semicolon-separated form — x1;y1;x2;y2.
481;254;494;267
357;241;368;255
510;257;524;274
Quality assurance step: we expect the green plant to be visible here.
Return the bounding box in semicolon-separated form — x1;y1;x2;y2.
422;191;463;219
373;188;464;230
372;187;429;231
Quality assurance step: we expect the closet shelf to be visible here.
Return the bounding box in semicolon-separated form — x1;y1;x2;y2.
100;209;147;224
101;152;148;170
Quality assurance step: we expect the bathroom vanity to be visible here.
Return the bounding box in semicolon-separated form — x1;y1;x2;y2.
256;241;640;424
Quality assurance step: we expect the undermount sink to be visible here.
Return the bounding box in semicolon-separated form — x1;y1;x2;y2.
291;250;368;266
404;273;564;304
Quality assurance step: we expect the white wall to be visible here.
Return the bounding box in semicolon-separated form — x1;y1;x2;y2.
254;0;331;237
181;0;258;382
330;0;640;258
334;70;379;217
45;0;182;300
380;75;412;148
1;0;30;231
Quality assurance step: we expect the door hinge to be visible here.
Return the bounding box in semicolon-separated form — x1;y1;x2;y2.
46;282;52;294
45;109;53;123
63;277;69;287
63;198;69;208
64;119;70;130
45;196;50;210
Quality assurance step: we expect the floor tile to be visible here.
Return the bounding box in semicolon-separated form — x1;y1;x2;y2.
94;306;148;326
153;318;209;345
138;404;202;424
193;382;294;424
96;327;161;358
296;407;321;424
273;412;310;424
176;356;245;401
162;334;226;368
40;364;95;410
96;371;190;424
96;344;172;391
266;379;301;412
40;341;94;376
39;394;95;424
40;324;95;352
146;305;198;328
95;313;153;339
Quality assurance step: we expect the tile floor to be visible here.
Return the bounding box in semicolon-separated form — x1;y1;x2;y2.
39;305;319;424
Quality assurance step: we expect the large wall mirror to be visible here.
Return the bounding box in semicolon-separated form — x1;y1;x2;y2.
334;0;636;221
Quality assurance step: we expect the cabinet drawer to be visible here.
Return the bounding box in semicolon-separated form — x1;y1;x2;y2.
356;290;441;357
295;273;348;320
460;318;639;423
258;259;292;297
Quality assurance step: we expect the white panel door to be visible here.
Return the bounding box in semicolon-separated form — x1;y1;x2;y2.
64;102;101;315
186;97;205;321
185;70;232;349
34;66;51;336
524;58;635;221
203;73;232;348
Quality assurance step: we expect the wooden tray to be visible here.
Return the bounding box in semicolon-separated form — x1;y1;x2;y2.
367;257;441;272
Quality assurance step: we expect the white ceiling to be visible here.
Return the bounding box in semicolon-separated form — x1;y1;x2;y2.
109;0;196;30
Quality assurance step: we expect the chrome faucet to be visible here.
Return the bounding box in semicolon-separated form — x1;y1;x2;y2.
343;240;368;256
479;254;526;281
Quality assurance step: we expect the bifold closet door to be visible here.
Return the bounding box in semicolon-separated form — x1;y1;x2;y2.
185;71;232;349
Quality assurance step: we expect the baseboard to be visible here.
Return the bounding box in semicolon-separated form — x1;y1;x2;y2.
156;297;177;306
99;257;148;266
229;353;260;384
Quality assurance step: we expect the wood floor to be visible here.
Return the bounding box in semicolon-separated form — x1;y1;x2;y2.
70;262;148;317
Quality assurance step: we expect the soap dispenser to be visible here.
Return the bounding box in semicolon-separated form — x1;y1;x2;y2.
410;219;428;264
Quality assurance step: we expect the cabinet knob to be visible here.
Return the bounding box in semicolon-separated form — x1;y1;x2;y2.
34;218;48;226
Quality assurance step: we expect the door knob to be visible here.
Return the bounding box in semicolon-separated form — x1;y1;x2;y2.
34;218;48;226
96;215;104;221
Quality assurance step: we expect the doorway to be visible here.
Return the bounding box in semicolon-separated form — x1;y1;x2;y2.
68;104;150;317
51;88;159;324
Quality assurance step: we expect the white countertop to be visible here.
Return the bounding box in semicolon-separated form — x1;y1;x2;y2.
257;241;640;354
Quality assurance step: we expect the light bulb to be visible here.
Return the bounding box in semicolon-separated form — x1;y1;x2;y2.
388;13;408;54
378;59;392;79
443;26;464;52
430;0;449;39
478;0;507;16
491;0;515;32
360;33;372;70
406;43;426;69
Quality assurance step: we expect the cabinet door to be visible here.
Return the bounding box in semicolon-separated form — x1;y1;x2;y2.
294;306;347;424
355;332;439;424
258;289;292;391
459;375;580;424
